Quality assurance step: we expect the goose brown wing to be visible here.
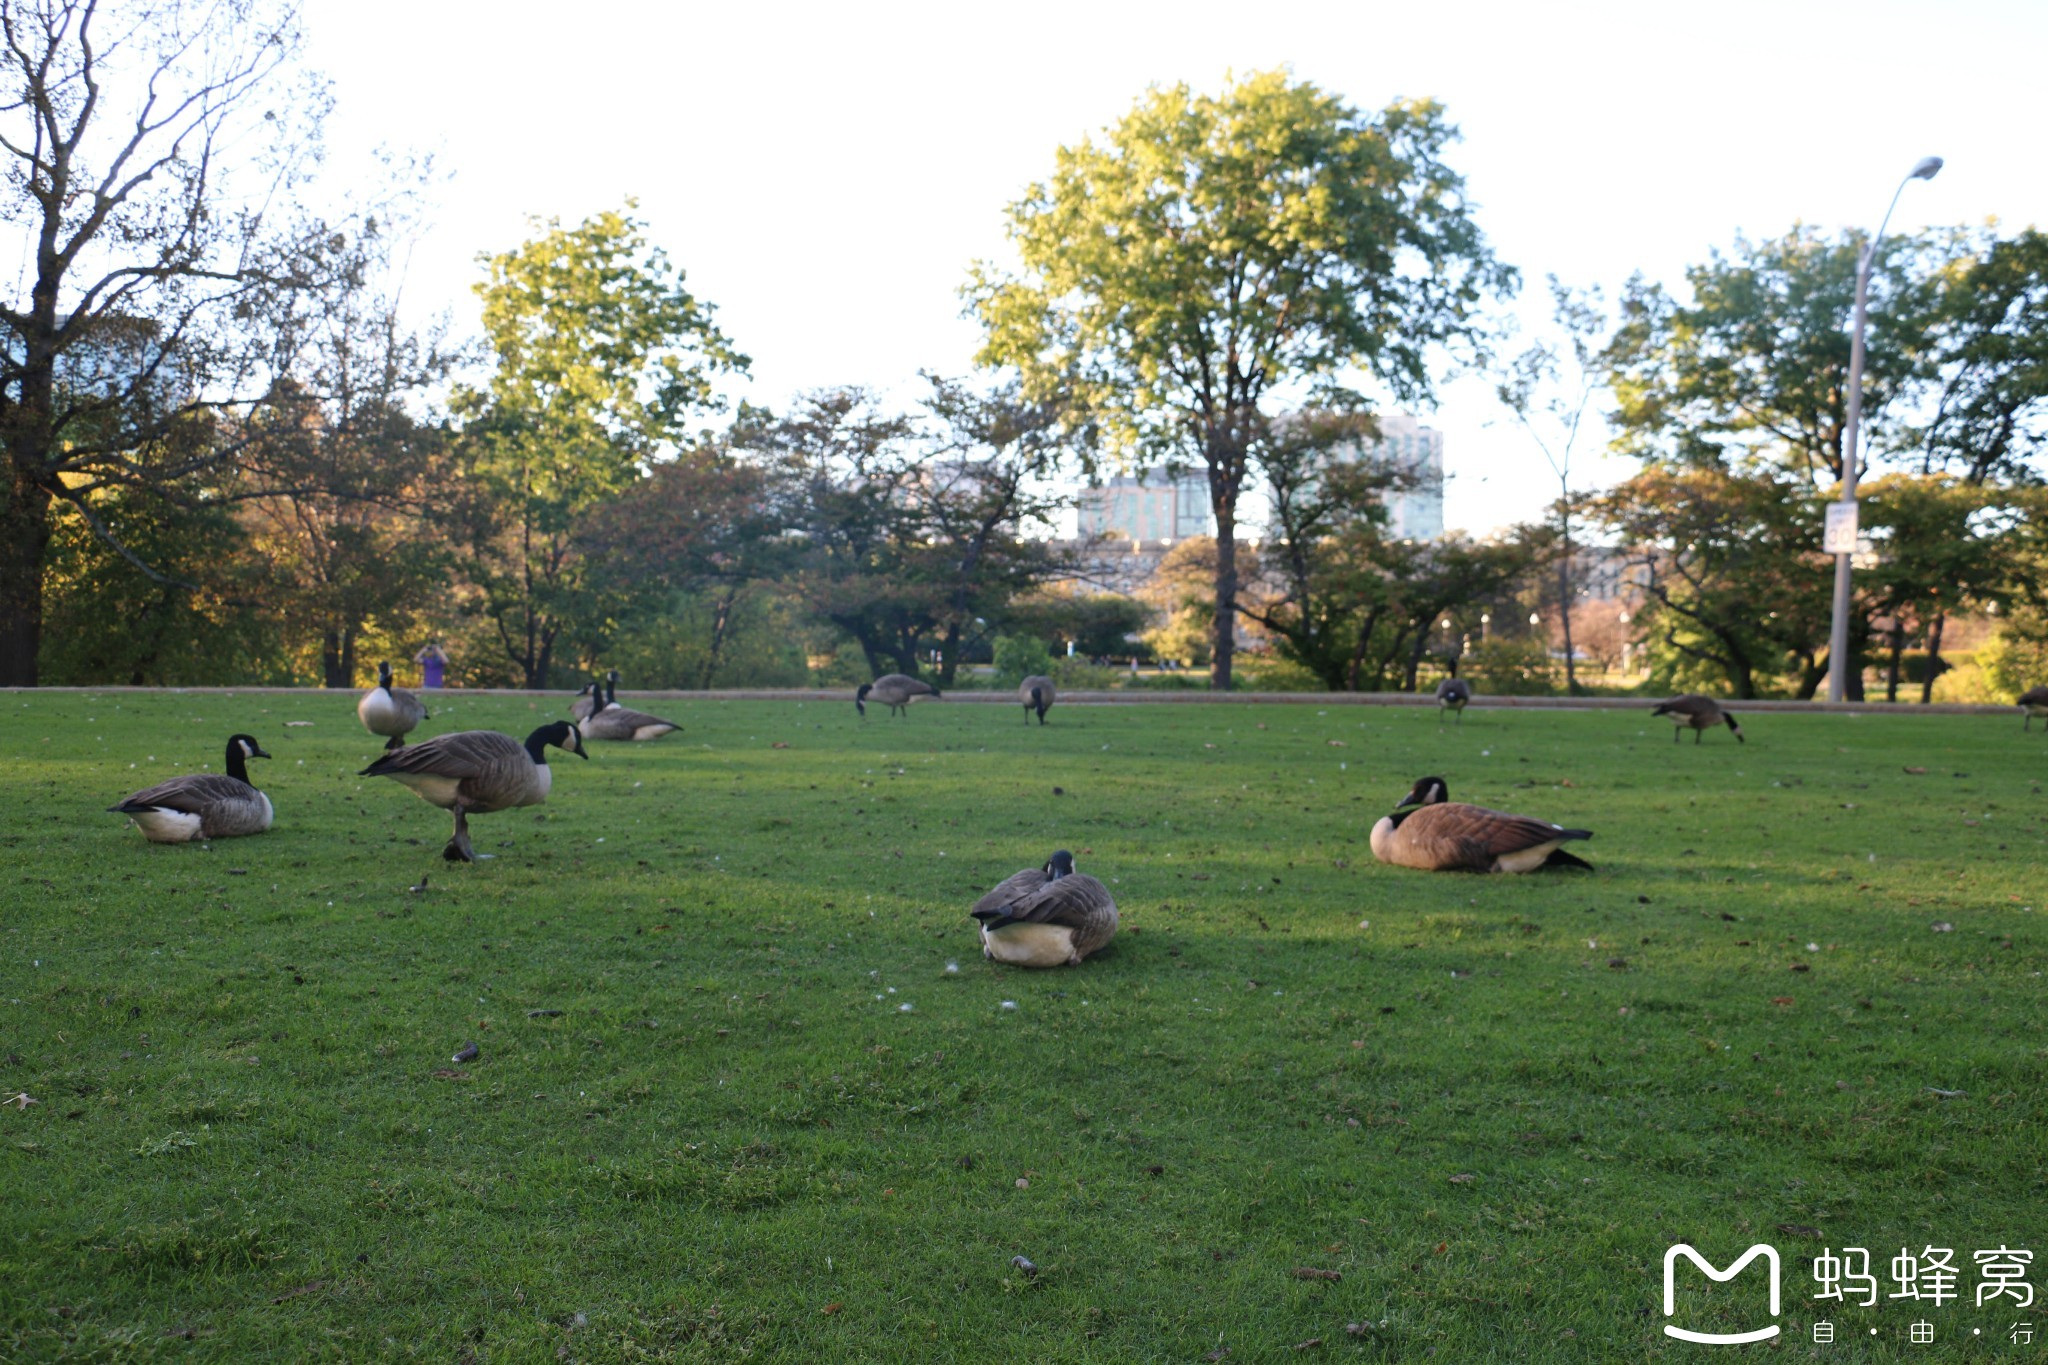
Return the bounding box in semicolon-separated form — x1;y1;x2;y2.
587;705;677;736
359;729;520;779
1008;874;1115;930
972;867;1049;917
1408;803;1585;868
112;773;258;814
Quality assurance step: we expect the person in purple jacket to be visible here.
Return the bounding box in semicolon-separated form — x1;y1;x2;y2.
414;640;449;689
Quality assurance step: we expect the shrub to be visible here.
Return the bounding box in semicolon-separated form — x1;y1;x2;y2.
992;633;1056;684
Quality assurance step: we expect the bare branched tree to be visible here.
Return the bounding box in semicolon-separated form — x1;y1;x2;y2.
0;0;330;684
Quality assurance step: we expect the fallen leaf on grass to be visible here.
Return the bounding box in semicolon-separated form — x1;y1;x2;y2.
1903;766;1927;774
270;1280;327;1304
1203;1349;1231;1362
1294;1339;1323;1351
771;742;790;749
1775;1223;1820;1238
5;1093;37;1110
820;1302;843;1315
432;1069;469;1081
1771;996;1795;1007
526;1009;563;1018
1789;962;1810;973
1292;1267;1341;1281
1448;1173;1476;1184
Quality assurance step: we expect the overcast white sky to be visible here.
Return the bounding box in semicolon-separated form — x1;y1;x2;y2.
301;0;2048;535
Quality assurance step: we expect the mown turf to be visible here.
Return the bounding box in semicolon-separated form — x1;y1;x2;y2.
0;692;2042;1362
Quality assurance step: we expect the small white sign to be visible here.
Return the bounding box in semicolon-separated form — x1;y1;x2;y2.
1823;500;1859;555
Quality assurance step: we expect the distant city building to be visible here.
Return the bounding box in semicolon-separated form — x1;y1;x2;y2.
1076;466;1212;543
1355;414;1444;541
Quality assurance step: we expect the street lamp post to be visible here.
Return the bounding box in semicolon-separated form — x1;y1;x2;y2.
1827;155;1943;704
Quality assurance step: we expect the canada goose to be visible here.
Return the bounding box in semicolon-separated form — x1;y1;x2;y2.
577;673;680;742
970;850;1119;967
856;673;939;718
357;661;427;749
2020;685;2048;730
359;722;587;862
569;681;601;723
109;735;273;842
1369;775;1594;873
1651;694;1743;744
1435;677;1472;723
1020;675;1055;724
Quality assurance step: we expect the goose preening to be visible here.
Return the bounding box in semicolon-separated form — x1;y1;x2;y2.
970;850;1119;967
856;674;939;718
357;661;427;750
578;672;680;742
2020;685;2048;730
1020;675;1055;725
1435;677;1472;723
1651;694;1743;744
359;722;587;862
109;735;273;842
1369;775;1594;873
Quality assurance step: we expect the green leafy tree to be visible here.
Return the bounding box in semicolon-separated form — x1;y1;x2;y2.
969;69;1513;690
1593;463;1834;698
1912;227;2048;485
452;206;746;687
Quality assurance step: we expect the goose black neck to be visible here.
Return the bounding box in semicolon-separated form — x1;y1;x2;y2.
523;728;554;765
224;741;250;784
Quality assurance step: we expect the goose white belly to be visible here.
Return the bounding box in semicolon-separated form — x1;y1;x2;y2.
981;921;1079;968
386;773;466;809
1493;838;1570;874
358;689;401;725
132;808;206;843
255;791;276;832
1368;817;1397;864
630;722;674;741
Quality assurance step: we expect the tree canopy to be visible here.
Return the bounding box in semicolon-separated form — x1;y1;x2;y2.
969;69;1513;689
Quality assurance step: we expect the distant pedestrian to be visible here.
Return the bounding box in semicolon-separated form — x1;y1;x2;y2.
415;640;449;689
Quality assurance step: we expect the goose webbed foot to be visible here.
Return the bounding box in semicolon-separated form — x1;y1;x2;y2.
444;807;478;862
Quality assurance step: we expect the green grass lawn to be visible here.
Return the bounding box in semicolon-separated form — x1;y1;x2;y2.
1;692;2042;1362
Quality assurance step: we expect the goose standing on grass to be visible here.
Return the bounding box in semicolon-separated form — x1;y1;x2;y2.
109;735;273;842
357;661;427;750
578;672;680;742
360;722;586;862
1651;694;1744;744
1020;675;1056;725
1369;775;1594;873
1435;676;1472;723
856;674;939;718
2020;685;2048;730
970;850;1118;967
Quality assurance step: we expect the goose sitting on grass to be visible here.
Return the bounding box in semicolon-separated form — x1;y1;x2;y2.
109;735;273;843
970;850;1119;967
1370;775;1593;874
360;722;586;862
578;672;680;742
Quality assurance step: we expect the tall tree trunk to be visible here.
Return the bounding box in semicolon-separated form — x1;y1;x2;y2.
321;627;356;689
936;621;962;688
699;587;739;690
1920;613;1946;705
0;470;52;686
1345;608;1382;693
1403;627;1430;692
1557;505;1578;696
1884;619;1906;703
1210;501;1238;692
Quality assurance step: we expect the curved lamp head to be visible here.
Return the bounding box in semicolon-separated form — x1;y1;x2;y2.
1910;156;1944;181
